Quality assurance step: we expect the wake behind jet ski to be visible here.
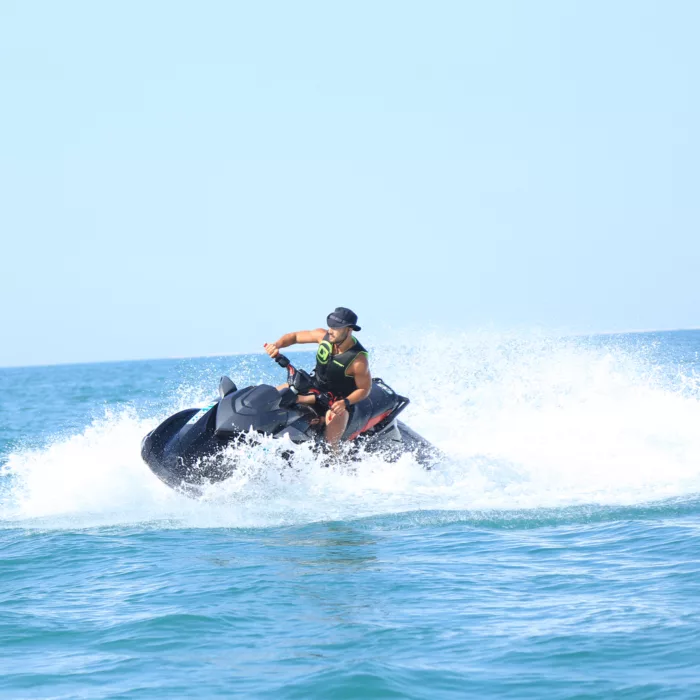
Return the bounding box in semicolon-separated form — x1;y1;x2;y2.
141;353;437;492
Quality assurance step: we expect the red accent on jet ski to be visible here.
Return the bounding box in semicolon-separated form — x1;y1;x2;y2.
309;388;337;402
349;409;392;441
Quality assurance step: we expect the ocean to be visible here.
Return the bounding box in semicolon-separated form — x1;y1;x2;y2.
2;330;700;698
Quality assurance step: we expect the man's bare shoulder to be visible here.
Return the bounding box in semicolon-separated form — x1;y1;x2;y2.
349;350;370;375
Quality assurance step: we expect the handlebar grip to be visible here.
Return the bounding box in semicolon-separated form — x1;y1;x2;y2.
275;354;290;368
264;344;290;368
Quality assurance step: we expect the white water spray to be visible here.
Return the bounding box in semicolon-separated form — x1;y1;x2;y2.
2;331;700;528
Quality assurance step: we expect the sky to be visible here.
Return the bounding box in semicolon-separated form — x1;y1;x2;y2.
1;1;698;367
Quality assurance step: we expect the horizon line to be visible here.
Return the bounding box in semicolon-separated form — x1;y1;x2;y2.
1;326;699;371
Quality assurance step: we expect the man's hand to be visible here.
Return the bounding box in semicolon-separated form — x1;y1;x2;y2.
264;343;280;359
330;399;347;417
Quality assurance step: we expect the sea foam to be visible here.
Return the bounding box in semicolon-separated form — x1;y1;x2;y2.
3;331;700;529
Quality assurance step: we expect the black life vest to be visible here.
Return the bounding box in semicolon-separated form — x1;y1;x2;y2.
312;333;368;398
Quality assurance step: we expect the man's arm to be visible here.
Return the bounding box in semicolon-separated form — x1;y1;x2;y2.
329;355;372;415
265;328;326;358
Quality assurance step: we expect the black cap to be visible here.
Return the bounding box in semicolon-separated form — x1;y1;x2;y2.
327;307;361;331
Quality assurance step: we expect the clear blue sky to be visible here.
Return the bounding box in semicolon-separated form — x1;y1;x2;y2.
1;1;698;367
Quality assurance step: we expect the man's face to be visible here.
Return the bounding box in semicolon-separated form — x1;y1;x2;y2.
328;326;351;344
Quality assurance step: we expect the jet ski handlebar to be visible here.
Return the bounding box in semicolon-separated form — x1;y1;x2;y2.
263;344;293;368
264;346;315;397
274;354;291;369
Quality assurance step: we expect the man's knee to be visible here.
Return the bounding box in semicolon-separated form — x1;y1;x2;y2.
329;411;349;427
325;411;349;443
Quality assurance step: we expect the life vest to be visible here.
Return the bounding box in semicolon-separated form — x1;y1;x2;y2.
312;333;368;398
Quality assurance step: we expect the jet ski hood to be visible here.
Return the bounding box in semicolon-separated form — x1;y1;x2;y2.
215;385;289;436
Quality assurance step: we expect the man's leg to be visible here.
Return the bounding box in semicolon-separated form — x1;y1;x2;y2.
325;409;349;446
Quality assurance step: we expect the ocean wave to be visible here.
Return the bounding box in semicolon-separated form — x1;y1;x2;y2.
2;331;700;529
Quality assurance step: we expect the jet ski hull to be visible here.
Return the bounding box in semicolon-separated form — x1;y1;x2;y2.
141;363;438;494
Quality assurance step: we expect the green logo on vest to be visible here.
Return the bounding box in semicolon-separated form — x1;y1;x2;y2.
316;340;332;365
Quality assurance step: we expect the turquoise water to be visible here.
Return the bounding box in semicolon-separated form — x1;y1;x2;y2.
2;331;700;698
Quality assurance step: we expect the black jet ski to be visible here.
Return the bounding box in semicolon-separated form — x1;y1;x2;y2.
141;353;437;492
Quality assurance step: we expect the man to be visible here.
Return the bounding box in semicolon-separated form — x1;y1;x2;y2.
265;307;372;445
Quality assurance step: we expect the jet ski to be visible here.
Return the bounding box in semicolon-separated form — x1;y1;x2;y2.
141;353;437;492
